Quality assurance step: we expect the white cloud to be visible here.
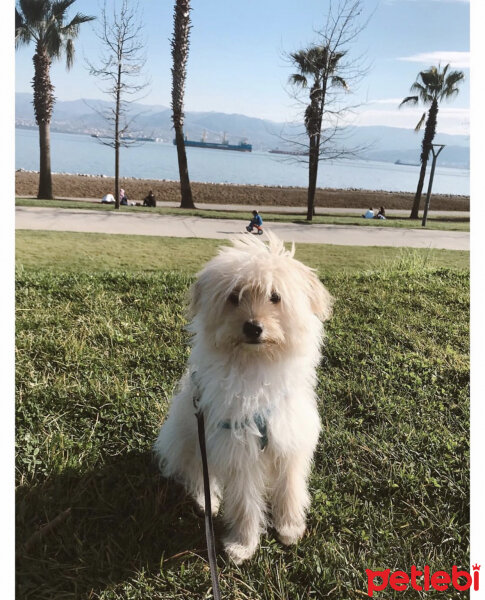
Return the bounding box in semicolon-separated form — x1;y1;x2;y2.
352;106;470;135
385;0;469;3
398;51;470;69
368;98;407;105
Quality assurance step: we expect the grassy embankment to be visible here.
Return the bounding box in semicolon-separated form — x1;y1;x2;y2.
15;171;470;211
16;231;469;599
16;197;470;231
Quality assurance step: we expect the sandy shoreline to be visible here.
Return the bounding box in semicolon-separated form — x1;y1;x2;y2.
15;171;470;211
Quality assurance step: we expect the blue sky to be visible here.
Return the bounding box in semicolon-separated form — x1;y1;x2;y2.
14;0;470;134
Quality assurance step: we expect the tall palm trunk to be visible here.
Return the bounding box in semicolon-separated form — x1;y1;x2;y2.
410;99;438;219
171;0;195;209
305;91;320;221
38;120;53;200
174;126;193;206
307;136;319;221
32;44;55;199
306;77;327;221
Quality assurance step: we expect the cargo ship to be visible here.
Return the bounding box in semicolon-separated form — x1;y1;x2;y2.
91;133;157;142
269;148;308;156
394;159;420;167
174;131;252;152
123;135;157;142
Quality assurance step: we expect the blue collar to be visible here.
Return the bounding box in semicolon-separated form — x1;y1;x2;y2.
191;371;270;450
219;412;269;450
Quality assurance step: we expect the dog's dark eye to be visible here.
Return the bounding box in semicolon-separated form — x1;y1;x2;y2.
228;291;240;306
270;291;281;304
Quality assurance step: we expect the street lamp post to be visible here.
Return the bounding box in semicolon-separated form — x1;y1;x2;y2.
422;144;445;227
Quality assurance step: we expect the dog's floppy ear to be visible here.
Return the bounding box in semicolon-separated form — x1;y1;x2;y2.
304;269;334;322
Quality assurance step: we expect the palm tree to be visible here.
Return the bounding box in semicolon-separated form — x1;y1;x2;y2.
289;45;348;221
171;0;195;209
400;64;464;219
15;0;95;199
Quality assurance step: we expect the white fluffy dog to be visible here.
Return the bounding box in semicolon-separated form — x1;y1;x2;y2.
154;232;333;564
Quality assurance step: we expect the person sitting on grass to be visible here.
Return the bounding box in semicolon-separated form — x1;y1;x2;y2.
143;190;156;207
375;206;386;220
362;207;374;219
246;210;263;232
101;193;115;204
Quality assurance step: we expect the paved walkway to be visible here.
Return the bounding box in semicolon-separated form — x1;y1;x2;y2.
168;203;470;218
16;206;469;250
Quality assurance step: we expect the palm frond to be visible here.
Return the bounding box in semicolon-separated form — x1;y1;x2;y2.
61;12;96;35
289;73;308;87
51;0;77;21
445;69;465;85
441;70;465;100
15;8;24;31
290;45;334;77
15;8;33;47
16;0;95;60
409;81;425;92
405;63;465;110
18;0;50;25
44;23;63;58
15;27;33;48
410;81;433;104
442;87;460;102
399;95;418;108
414;112;427;132
307;46;328;71
289;50;309;72
419;68;438;89
328;51;346;72
331;75;348;90
65;37;74;69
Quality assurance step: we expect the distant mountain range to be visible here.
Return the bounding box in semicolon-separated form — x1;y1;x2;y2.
15;92;470;168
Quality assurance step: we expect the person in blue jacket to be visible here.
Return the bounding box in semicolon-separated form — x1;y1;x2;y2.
246;210;263;232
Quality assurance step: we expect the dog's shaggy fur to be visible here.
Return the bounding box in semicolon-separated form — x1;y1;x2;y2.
154;232;333;564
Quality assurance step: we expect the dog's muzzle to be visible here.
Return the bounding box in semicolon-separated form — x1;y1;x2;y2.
243;320;263;343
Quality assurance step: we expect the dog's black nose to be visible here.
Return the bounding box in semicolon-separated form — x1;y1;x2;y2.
243;320;263;340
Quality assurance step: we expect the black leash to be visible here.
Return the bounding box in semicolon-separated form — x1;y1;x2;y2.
195;404;222;600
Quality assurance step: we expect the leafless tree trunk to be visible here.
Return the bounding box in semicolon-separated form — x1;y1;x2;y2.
87;0;149;209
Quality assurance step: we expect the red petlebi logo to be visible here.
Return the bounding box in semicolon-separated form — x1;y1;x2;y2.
366;564;480;596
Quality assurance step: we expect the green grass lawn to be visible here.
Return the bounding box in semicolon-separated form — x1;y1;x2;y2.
16;231;469;599
16;229;470;275
16;197;470;231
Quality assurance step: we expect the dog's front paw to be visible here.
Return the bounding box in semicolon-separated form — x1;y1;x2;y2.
194;492;220;517
276;521;306;546
223;539;258;565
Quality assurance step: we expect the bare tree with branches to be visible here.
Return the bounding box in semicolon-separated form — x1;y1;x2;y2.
171;0;195;209
86;0;149;209
287;0;370;220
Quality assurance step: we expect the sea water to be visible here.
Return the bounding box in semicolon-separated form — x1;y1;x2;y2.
15;128;469;196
